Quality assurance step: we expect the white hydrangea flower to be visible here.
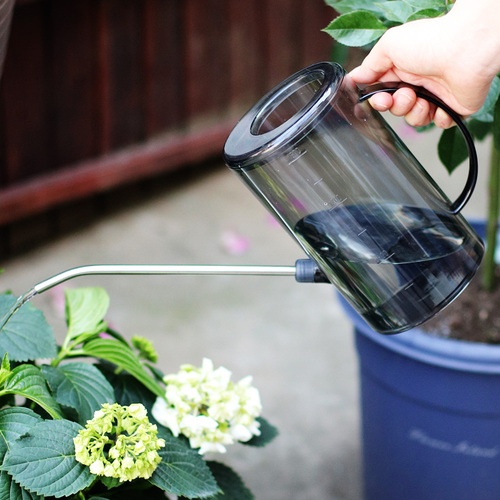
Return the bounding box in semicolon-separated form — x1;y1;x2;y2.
152;358;262;454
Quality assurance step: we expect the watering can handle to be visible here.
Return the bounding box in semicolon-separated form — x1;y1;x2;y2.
359;82;478;214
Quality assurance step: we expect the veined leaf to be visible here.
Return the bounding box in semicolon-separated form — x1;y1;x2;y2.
100;366;157;413
438;126;468;174
471;76;500;123
42;363;114;425
2;365;63;420
148;428;219;499
403;0;448;11
2;419;94;498
407;8;444;21
0;294;57;362
375;1;413;23
81;339;164;398
325;0;385;16
0;470;42;500
206;462;253;500
0;354;10;388
66;287;109;339
0;407;42;462
324;11;387;47
468;119;492;141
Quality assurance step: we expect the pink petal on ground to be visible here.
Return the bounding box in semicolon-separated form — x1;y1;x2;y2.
220;230;251;255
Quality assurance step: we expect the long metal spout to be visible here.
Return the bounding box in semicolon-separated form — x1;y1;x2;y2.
32;263;298;294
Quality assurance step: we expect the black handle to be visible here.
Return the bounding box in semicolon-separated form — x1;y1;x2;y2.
359;82;478;214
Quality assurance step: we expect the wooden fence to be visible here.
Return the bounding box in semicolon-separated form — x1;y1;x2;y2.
0;0;334;256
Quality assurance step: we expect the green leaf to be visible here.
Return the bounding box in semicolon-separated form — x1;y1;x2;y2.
0;354;10;388
206;462;253;500
0;470;42;500
438;126;468;174
66;287;110;339
42;363;114;425
243;417;279;448
2;419;94;498
407;8;444;21
81;339;165;398
493;95;500;151
324;11;387;47
99;366;157;414
148;428;219;499
99;475;121;490
145;362;165;383
403;0;448;10
3;365;63;420
471;76;500;123
325;0;386;16
468;119;492;141
0;294;57;362
375;1;413;23
0;407;42;463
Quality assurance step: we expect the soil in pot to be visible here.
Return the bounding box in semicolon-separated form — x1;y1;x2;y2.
421;265;500;344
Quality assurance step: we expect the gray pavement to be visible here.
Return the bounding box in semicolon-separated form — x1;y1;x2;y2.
0;122;492;499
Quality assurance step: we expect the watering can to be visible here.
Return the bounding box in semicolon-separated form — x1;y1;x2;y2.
223;62;484;334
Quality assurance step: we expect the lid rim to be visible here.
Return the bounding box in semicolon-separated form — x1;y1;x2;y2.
223;61;345;169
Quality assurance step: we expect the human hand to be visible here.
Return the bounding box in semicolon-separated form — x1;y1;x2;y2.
349;6;500;129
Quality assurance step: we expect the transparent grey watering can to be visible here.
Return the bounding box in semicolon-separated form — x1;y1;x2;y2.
223;62;484;334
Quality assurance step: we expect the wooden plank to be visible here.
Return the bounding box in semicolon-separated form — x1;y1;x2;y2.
0;121;236;225
227;0;264;111
183;0;230;122
95;0;112;154
261;0;302;90
300;0;335;67
143;0;184;135
210;0;230;116
46;0;100;169
105;0;146;150
0;0;14;76
183;0;207;120
0;1;50;185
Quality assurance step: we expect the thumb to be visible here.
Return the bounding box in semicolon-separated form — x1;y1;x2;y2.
349;33;397;84
349;64;387;84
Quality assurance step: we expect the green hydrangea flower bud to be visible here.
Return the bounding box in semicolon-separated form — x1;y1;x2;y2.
73;403;165;482
131;336;158;363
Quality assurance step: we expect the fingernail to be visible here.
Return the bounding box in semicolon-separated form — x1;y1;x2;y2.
369;96;389;111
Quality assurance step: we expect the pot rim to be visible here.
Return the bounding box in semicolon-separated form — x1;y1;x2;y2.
340;294;500;374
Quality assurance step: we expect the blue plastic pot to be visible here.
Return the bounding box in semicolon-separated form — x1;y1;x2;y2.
341;221;500;500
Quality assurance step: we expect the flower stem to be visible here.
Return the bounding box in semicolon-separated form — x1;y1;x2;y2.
482;142;500;292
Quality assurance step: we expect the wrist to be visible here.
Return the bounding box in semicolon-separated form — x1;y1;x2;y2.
445;1;500;79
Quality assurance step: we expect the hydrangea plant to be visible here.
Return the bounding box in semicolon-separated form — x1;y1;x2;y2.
0;287;277;499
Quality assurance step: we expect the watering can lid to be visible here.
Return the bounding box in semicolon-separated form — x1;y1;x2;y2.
223;61;345;170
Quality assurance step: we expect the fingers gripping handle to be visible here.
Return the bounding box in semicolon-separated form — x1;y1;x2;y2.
359;82;478;214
